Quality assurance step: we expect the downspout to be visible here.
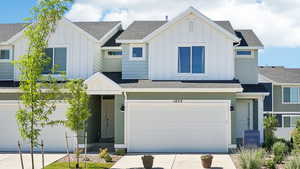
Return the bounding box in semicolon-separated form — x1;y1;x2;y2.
123;91;128;148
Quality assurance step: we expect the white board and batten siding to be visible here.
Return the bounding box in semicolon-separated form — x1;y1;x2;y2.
13;19;101;81
148;14;234;80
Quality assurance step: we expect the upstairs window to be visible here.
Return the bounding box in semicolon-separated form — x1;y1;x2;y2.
0;49;10;60
43;47;67;74
132;47;143;58
282;115;300;128
178;46;205;73
108;51;122;56
283;87;300;104
236;50;251;55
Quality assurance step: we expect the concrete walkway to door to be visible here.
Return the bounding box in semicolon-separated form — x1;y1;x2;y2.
112;154;236;169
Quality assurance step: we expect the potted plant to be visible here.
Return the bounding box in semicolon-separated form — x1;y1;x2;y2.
141;155;154;169
201;154;213;168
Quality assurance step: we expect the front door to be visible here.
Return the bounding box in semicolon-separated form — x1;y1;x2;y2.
101;98;114;139
235;100;253;139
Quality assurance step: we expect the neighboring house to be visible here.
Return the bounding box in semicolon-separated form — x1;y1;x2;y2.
259;66;300;141
0;7;267;153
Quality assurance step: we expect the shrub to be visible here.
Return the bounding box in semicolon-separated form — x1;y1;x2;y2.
99;148;108;159
293;121;300;151
238;148;265;169
285;155;300;169
275;138;293;153
115;149;126;156
264;159;276;169
264;115;278;151
272;141;288;164
103;153;112;162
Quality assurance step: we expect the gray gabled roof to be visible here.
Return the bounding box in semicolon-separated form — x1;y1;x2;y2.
102;72;242;89
235;29;264;47
259;66;300;83
0;21;120;43
117;20;235;41
73;21;120;40
0;23;27;43
117;21;167;40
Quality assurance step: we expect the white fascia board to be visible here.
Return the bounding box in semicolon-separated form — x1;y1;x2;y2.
235;46;264;50
123;87;243;93
275;83;300;86
101;46;122;50
0;88;22;93
99;22;122;43
114;144;127;149
115;39;144;44
87;90;122;95
142;7;240;42
236;92;270;99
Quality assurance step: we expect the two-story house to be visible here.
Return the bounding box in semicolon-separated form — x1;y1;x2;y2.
0;7;267;153
259;66;300;141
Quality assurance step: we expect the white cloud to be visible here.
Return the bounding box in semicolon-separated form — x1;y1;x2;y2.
66;0;300;47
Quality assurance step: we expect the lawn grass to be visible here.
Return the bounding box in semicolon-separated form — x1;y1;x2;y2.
45;162;113;169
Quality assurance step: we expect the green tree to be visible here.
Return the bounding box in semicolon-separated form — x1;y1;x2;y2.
14;0;73;169
264;115;278;151
65;79;91;169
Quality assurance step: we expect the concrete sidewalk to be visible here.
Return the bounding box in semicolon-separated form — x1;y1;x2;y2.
0;153;65;169
112;154;236;169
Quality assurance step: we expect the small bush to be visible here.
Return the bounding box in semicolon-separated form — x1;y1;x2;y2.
275;138;293;153
238;148;265;169
293;121;300;151
264;115;278;151
285;155;300;169
115;149;126;156
103;153;112;162
272;141;288;164
264;159;276;169
99;148;108;159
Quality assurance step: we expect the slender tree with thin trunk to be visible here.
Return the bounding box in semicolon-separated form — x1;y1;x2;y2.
14;1;73;169
64;79;91;169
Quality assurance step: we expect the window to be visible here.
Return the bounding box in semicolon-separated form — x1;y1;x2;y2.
132;47;143;58
283;87;300;104
43;47;67;74
236;50;251;55
178;46;205;73
282;115;300;128
0;49;10;60
108;51;122;56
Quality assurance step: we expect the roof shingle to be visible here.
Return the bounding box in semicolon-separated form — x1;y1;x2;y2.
259;66;300;83
235;29;263;47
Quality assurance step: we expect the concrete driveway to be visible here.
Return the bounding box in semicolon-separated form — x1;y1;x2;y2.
0;153;65;169
112;154;236;169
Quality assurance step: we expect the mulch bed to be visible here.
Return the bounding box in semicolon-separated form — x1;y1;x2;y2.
56;154;122;164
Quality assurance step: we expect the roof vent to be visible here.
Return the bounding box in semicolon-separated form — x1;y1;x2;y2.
165;15;168;21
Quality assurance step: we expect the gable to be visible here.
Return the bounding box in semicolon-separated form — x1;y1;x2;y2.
143;7;239;42
84;72;122;95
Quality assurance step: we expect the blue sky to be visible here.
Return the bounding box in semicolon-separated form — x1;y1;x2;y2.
1;0;299;68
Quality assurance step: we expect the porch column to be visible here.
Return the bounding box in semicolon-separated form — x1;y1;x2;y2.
257;96;264;144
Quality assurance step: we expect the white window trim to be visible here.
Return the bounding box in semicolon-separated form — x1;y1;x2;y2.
282;86;300;104
176;42;207;76
235;50;254;59
129;44;146;61
0;47;12;62
41;45;68;76
282;114;300;128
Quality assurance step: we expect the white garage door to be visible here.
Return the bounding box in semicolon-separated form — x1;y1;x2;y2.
0;101;74;152
127;100;230;153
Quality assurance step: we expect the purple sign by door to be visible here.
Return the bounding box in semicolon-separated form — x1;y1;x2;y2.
244;130;260;148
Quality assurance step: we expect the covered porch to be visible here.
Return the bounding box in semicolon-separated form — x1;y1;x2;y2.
81;72;124;151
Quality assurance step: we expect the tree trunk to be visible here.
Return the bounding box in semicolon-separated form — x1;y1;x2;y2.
76;131;79;169
31;139;34;169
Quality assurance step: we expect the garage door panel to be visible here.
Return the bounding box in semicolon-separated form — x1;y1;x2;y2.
127;100;230;153
0;103;74;152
